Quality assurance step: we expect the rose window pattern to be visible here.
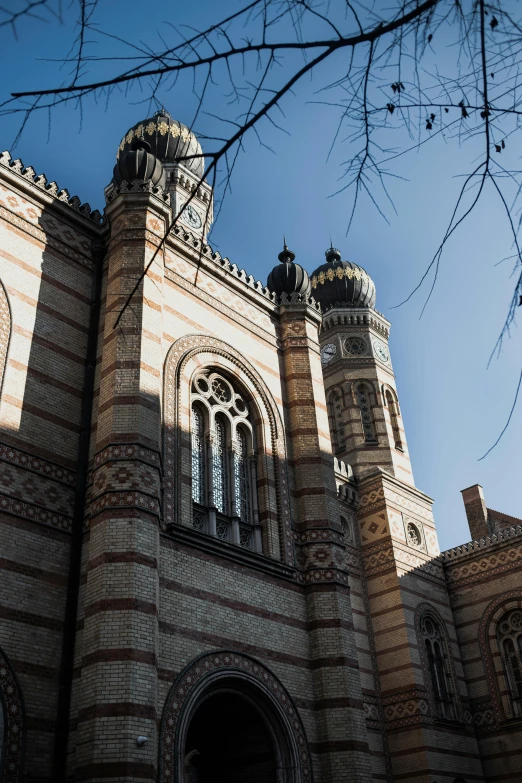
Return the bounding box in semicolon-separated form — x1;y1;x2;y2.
498;610;522;715
406;521;422;549
354;383;376;442
345;337;368;356
190;370;260;551
421;615;456;720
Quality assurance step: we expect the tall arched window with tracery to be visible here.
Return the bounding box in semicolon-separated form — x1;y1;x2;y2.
498;610;522;716
190;369;260;551
354;383;376;442
421;615;456;720
385;389;402;450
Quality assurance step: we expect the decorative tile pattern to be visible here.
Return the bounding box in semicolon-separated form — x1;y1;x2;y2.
0;647;25;783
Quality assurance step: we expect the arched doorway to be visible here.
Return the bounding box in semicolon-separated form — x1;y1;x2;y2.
184;690;278;783
159;651;313;783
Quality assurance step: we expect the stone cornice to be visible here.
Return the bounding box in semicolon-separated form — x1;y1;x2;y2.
320;306;390;338
0;149;104;230
358;468;434;507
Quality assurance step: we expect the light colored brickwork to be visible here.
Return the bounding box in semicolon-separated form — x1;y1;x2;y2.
0;141;519;783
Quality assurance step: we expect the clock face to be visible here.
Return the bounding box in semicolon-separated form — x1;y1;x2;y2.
180;202;203;230
320;343;337;365
373;338;390;363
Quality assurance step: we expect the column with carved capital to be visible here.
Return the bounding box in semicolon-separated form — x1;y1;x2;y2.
73;186;170;782
279;298;372;783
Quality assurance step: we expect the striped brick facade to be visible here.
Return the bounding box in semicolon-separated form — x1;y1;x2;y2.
0;144;520;783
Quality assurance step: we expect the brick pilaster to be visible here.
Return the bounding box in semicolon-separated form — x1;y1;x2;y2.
279;301;372;783
73;188;169;782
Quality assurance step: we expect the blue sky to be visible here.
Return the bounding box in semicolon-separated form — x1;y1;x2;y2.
0;0;520;550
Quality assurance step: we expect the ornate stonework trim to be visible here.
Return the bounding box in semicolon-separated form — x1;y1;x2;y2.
479;592;522;726
0;150;103;225
0;280;11;403
163;334;293;563
158;650;313;783
414;602;464;724
0;644;25;782
0;492;71;532
441;524;522;562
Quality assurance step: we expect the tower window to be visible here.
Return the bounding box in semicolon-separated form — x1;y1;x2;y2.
421;615;456;720
385;389;403;450
354;383;376;442
190;370;258;551
328;391;345;452
406;521;422;548
498;610;522;716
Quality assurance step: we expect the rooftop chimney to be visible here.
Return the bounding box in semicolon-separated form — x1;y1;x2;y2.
461;484;491;541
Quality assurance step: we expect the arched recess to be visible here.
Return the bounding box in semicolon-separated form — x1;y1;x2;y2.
0;280;12;400
479;592;522;724
0;644;25;782
163;334;293;563
158;650;313;783
382;384;402;450
351;380;377;443
414;603;461;722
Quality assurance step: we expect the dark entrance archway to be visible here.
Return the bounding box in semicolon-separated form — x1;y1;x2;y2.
159;651;313;783
184;690;278;783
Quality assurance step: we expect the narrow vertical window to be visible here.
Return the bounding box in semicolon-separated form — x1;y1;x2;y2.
355;383;376;442
421;615;455;720
213;418;228;515
329;392;345;452
498;610;522;715
385;389;402;449
191;405;205;505
234;429;251;523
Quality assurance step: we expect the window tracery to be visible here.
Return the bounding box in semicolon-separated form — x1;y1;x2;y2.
190;370;259;551
498;610;522;715
406;521;422;549
354;383;376;442
421;615;456;720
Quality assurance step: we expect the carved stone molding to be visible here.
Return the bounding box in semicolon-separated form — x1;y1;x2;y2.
159;650;313;783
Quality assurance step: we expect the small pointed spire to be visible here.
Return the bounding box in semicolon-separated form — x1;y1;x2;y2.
278;238;295;263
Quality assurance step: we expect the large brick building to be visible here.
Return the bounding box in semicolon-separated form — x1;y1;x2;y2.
0;110;520;783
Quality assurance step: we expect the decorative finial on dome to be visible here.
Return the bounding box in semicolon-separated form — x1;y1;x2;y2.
278;237;296;264
325;246;341;263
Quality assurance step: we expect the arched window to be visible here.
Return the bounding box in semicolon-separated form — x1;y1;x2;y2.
385;389;402;450
498;610;522;716
406;521;423;549
354;383;376;442
421;615;456;720
190;370;259;551
327;391;345;452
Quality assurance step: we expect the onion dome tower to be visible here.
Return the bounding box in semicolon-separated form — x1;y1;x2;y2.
109;108;213;238
267;240;311;299
113;138;167;191
310;247;376;311
116;109;204;177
